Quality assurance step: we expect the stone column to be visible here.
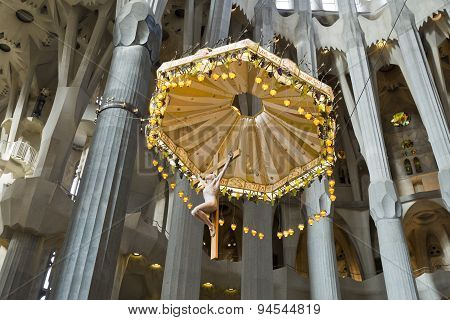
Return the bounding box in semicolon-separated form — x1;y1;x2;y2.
415;272;442;300
333;53;365;154
204;0;232;47
111;254;129;300
294;0;341;299
337;0;417;299
279;200;301;268
182;0;204;50
0;231;44;299
303;179;341;299
183;0;196;50
388;1;450;211
241;201;273;299
294;0;317;76
254;0;274;51
375;218;417;299
0;245;6;271
423;28;450;123
1;76;17;153
161;177;204;299
7;62;36;145
53;1;161;300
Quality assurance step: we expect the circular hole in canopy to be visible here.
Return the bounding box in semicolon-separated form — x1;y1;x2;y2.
0;43;11;52
16;9;34;23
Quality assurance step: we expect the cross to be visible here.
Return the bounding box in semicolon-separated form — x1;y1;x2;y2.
209;149;240;260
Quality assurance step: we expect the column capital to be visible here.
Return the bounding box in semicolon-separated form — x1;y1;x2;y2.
0;177;73;237
302;178;331;217
368;180;402;222
113;0;162;65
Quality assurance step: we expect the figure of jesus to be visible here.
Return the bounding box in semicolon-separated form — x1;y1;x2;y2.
191;152;234;237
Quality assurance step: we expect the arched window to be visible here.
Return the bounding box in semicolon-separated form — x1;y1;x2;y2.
404;159;413;175
413;157;423;173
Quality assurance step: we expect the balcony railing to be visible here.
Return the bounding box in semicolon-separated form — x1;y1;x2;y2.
0;140;38;175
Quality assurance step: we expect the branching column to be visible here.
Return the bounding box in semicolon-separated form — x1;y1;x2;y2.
337;0;417;299
389;0;450;211
53;1;161;300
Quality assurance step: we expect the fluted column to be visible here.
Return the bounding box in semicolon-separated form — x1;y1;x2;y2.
241;201;273;299
204;0;232;47
294;0;341;299
280;200;301;267
294;0;317;76
388;1;450;211
161;177;203;299
0;231;44;299
376;218;417;299
254;0;274;51
239;1;275;300
337;0;417;299
53;1;161;300
303;179;341;299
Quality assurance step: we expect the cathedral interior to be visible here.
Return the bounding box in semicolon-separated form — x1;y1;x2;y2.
0;0;449;300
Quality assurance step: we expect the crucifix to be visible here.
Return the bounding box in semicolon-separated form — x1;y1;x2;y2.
190;149;240;259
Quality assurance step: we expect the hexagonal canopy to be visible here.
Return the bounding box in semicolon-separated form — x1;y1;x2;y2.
147;39;336;201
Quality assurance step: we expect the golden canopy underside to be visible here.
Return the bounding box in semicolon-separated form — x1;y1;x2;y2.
151;39;335;199
162;62;321;187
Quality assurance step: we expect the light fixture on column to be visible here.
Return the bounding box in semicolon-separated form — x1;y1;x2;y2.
225;288;238;294
202;282;214;289
150;263;162;270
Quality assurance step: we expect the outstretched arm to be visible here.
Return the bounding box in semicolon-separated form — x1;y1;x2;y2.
214;152;233;186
